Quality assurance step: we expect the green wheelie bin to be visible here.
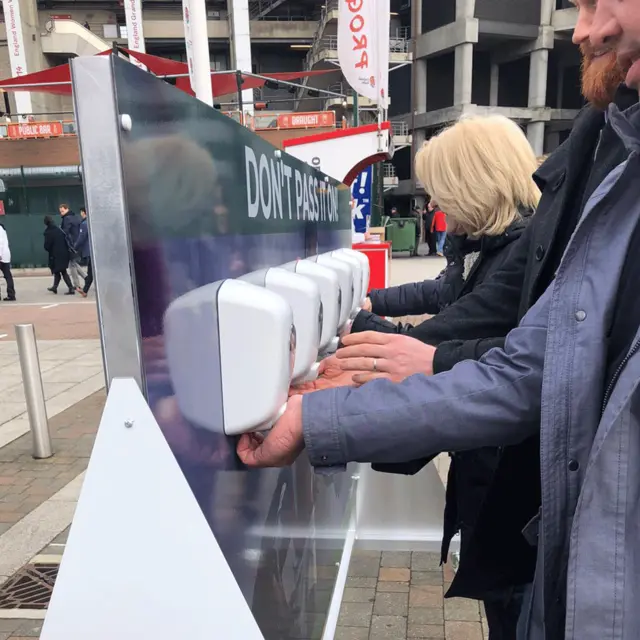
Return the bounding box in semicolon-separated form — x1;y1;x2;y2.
386;217;418;256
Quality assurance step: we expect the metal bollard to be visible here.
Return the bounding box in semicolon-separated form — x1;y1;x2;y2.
15;324;53;459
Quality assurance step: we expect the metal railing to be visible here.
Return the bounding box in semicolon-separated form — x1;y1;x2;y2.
308;34;410;62
250;0;319;20
257;14;318;20
383;163;397;178
391;121;409;136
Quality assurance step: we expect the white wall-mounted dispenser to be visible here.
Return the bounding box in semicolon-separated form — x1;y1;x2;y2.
330;250;363;317
242;267;322;384
338;248;370;305
282;259;341;354
310;253;354;331
164;279;294;436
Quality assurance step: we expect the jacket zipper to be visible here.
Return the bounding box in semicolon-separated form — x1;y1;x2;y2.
602;339;640;415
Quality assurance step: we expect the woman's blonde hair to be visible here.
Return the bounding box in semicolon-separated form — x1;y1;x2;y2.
415;115;541;236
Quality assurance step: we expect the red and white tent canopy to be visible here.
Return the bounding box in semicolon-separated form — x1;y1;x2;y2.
0;49;336;99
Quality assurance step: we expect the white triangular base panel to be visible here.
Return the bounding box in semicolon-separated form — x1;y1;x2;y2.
41;378;263;640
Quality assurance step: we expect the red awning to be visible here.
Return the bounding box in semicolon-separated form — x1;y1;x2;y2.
0;50;111;95
0;48;337;100
123;48;336;98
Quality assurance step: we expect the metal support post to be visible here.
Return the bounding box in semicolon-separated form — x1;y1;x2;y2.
236;71;244;113
187;0;213;106
15;324;53;459
352;90;359;127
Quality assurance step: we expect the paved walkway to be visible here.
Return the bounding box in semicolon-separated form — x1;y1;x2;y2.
0;391;104;639
0;276;98;341
337;551;488;640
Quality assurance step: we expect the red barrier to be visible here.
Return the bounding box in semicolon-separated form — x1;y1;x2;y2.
352;242;391;292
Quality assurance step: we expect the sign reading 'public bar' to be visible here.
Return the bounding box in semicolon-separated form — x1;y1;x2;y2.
7;122;64;139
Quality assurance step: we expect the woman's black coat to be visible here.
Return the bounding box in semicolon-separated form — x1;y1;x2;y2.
44;224;70;274
353;209;535;602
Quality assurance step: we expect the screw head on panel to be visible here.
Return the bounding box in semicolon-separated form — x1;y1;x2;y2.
124;420;134;429
120;114;133;132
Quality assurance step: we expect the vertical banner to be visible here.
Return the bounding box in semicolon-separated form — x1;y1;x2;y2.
123;0;147;71
337;0;390;109
2;0;32;119
351;166;373;234
182;0;196;92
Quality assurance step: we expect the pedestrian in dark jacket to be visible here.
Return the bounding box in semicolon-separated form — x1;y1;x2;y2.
58;203;80;244
59;203;84;290
74;207;93;297
44;215;74;295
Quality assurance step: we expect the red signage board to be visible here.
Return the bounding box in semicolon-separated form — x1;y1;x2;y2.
277;111;336;130
7;122;64;139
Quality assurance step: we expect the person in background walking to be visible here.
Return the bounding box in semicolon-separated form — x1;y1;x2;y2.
74;208;93;297
44;215;74;295
412;206;422;244
431;203;447;256
422;202;436;255
58;203;84;290
0;223;15;301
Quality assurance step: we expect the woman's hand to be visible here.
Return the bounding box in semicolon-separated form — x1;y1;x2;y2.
336;331;436;385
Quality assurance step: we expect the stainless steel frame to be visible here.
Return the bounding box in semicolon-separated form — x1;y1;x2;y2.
71;56;144;390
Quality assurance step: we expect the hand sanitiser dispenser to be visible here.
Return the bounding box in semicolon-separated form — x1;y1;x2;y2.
242;268;322;383
282;259;341;353
310;254;354;331
337;248;370;305
330;250;363;317
164;279;294;436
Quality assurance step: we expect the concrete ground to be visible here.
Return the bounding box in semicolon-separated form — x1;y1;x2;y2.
0;252;485;640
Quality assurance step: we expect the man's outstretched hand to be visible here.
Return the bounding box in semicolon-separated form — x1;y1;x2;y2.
289;354;359;395
237;395;305;468
337;331;436;385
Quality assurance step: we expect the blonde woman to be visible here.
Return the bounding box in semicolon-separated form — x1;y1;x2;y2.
303;115;541;638
354;114;540;334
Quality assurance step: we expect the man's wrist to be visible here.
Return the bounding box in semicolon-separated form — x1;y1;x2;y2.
302;389;347;467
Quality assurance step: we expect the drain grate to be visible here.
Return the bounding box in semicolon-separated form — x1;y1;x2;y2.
0;563;59;610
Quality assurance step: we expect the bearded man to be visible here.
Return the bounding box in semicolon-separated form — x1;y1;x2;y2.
246;3;637;637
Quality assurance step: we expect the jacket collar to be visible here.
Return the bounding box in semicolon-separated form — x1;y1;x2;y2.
479;213;529;254
534;85;639;191
448;209;530;257
608;100;640;154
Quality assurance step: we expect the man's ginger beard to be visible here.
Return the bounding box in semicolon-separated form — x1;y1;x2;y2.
581;44;629;110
